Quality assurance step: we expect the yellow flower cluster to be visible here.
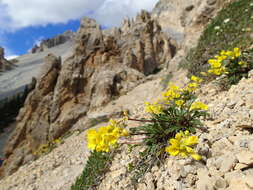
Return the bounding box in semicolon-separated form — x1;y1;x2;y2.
145;76;206;114
145;82;189;114
145;101;163;114
165;131;202;160
190;101;208;111
87;119;128;152
208;58;227;76
185;75;202;93
191;75;203;83
162;83;181;102
175;100;185;107
220;48;241;59
208;48;242;75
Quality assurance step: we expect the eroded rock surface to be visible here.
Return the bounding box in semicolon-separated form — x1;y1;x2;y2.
152;0;229;48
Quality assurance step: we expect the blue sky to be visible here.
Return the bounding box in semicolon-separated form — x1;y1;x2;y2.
0;0;159;59
1;20;80;56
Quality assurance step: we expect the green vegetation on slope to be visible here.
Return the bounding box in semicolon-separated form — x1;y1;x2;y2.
181;0;253;76
71;151;113;190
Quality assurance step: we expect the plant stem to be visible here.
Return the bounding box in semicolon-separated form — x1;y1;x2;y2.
128;118;154;123
129;133;149;135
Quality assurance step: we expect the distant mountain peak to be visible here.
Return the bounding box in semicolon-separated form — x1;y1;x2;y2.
30;30;75;54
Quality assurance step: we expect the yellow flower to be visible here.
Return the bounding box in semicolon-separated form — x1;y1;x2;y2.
165;131;202;160
217;55;227;62
162;83;182;103
233;48;241;58
109;119;118;128
145;102;163;115
190;101;208;111
208;59;222;68
208;66;227;76
121;129;129;136
86;119;129;152
184;136;198;146
238;61;246;66
87;129;100;150
220;50;226;56
175;100;185;107
167;83;180;91
191;75;203;83
224;50;235;59
185;82;199;92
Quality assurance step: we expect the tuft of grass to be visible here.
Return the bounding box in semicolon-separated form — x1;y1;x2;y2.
89;117;109;128
32;138;64;157
181;0;253;76
71;151;113;190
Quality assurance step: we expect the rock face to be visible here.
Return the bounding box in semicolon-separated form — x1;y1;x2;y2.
0;47;14;72
0;11;176;178
152;0;228;47
31;30;75;53
117;10;177;75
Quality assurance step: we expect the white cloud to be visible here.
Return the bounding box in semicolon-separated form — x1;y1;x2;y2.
0;45;19;58
93;0;159;27
33;36;44;46
0;0;159;30
6;55;18;60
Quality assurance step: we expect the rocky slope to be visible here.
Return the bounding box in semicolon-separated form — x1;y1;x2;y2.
97;70;253;190
0;10;176;178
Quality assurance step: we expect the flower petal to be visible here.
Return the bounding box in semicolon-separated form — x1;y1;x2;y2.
166;146;179;156
190;153;202;160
